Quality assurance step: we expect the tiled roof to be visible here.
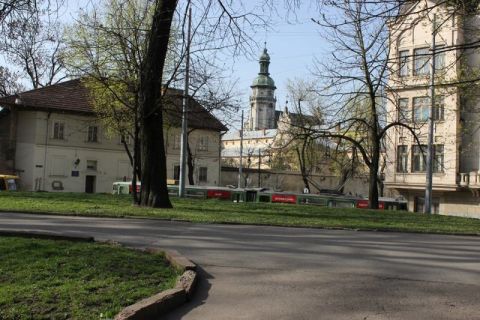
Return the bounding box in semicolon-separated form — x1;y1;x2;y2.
0;79;93;114
161;89;227;131
0;79;227;132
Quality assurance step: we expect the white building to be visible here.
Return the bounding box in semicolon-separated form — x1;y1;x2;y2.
385;1;480;217
0;79;226;193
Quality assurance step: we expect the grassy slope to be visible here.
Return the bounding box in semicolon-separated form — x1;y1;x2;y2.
0;236;179;320
0;192;479;235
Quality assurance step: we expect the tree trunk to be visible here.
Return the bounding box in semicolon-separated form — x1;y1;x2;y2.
187;140;195;185
139;0;177;208
120;134;140;204
369;144;380;209
132;123;141;204
296;146;310;191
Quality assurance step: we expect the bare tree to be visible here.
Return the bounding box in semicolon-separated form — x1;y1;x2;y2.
0;0;36;25
1;0;65;89
0;67;24;96
299;1;426;208
275;79;327;191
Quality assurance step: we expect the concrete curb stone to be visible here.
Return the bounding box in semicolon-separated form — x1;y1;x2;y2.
114;288;187;320
115;248;198;319
0;229;94;242
176;270;198;299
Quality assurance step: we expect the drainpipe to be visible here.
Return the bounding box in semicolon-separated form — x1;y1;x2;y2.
43;112;51;191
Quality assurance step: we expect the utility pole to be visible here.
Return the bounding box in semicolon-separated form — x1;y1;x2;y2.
258;148;261;187
238;110;244;189
179;7;192;197
424;13;436;214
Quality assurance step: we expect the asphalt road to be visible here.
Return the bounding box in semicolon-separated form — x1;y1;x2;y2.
0;212;479;320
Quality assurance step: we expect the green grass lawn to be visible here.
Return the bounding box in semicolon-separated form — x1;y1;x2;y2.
0;236;179;320
0;192;479;235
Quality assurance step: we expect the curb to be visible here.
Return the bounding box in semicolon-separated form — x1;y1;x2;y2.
0;229;197;320
0;229;94;242
114;248;198;320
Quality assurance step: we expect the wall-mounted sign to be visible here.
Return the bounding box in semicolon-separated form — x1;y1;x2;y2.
71;170;80;177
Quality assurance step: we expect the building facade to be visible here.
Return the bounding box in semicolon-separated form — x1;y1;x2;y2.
0;79;226;193
385;1;480;217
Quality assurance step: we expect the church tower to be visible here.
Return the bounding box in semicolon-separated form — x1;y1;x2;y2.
249;47;276;130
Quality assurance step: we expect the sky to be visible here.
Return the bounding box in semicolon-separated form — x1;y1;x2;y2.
60;1;330;131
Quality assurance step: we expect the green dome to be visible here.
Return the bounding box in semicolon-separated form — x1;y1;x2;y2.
251;46;275;88
252;74;276;88
260;48;270;61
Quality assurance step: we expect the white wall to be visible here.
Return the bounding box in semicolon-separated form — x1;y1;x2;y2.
14;110;222;192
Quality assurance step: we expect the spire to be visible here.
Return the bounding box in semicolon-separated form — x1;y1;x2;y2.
259;45;270;75
251;45;275;89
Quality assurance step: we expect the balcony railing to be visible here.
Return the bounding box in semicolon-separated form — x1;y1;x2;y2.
458;172;480;188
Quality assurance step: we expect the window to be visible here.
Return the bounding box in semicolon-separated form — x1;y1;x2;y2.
173;135;180;149
412;145;427;172
414;197;424;213
398;98;409;122
433;144;444;173
198;136;208;151
53;122;65;140
413;97;430;122
415;197;440;213
173;165;180;181
399;50;410;77
414;47;430;76
435;46;445;71
86;160;97;171
87;126;98;142
198;167;208;182
433;95;444;121
413;96;444;122
396;145;408;173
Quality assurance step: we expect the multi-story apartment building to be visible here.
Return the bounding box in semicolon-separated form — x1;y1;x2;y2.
0;79;226;193
385;1;480;217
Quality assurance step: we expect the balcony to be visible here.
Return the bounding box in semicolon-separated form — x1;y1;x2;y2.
458;172;480;188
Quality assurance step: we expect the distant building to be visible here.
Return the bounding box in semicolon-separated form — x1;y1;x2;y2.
0;79;226;193
222;47;319;169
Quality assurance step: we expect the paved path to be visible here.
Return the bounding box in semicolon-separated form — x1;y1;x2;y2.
0;212;479;320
